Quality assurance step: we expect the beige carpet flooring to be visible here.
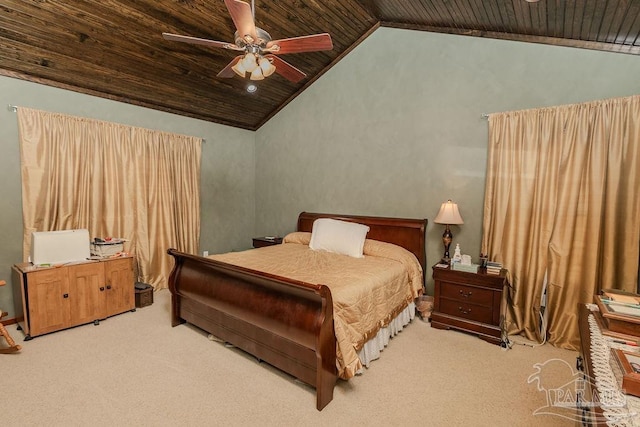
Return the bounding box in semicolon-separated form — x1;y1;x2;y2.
1;290;577;426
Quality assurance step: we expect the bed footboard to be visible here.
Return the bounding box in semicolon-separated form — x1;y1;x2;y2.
167;248;337;410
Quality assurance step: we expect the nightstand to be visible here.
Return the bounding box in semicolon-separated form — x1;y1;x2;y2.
252;236;283;248
431;264;508;345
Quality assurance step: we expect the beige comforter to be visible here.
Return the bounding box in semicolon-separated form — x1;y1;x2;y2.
209;231;423;379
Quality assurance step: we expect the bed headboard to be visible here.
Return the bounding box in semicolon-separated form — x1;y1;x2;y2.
297;212;428;280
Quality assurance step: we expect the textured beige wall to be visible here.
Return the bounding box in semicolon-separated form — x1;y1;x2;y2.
0;76;255;317
255;28;640;293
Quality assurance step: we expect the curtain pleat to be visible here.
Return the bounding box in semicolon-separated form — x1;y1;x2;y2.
17;108;202;289
482;95;640;349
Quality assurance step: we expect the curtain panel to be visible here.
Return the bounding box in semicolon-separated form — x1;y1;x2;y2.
482;95;640;349
17;107;202;289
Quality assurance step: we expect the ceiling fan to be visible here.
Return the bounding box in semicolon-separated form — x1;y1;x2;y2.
162;0;333;84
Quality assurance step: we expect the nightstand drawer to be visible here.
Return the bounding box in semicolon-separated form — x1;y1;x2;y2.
439;299;494;324
440;283;494;307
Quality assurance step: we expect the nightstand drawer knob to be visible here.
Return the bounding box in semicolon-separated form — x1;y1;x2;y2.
458;306;472;315
459;290;472;298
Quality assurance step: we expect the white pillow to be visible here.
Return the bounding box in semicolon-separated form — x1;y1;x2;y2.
309;218;370;258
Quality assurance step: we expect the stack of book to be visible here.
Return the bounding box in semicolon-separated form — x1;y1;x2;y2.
485;261;503;275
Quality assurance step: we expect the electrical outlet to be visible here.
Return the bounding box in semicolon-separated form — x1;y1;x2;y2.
203;250;209;257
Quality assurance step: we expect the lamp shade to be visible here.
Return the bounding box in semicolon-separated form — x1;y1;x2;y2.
250;67;264;81
258;56;276;77
232;60;247;77
433;200;464;225
241;53;258;73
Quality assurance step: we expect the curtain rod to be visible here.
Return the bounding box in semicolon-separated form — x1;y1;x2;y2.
481;113;489;119
6;105;206;142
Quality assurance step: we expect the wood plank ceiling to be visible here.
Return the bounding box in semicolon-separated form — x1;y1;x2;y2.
1;0;639;130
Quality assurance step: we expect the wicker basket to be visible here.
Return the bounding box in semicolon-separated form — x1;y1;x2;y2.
416;295;434;321
135;282;154;308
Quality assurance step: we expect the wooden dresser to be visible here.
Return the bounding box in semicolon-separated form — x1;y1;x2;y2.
12;256;135;340
431;265;507;345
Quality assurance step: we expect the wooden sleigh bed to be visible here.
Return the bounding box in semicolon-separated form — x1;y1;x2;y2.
167;212;427;410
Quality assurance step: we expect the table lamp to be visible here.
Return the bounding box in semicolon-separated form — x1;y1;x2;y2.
433;200;464;264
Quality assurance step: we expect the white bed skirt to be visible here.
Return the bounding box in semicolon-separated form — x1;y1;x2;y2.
356;301;416;372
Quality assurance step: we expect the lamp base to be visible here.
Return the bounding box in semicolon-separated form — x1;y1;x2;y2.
441;225;453;266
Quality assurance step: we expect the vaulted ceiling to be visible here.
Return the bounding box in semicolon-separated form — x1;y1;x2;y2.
1;1;638;130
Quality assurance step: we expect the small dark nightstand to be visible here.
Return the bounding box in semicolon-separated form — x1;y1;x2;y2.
431;264;508;345
252;236;283;248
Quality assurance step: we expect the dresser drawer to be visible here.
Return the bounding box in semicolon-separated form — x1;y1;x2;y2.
440;282;494;307
439;299;494;324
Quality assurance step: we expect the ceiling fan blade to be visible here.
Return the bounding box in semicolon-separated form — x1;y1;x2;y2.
162;33;242;50
265;55;306;83
217;56;243;78
224;0;258;42
265;33;333;54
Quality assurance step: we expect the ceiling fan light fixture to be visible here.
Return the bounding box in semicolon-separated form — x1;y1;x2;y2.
258;56;276;77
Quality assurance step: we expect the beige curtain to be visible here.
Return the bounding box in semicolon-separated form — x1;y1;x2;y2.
17;107;202;289
482;95;640;349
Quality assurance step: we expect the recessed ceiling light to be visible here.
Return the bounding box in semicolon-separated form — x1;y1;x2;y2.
246;84;257;93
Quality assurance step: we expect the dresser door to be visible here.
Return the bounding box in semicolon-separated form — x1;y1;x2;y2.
67;262;106;325
26;268;71;336
104;257;135;316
